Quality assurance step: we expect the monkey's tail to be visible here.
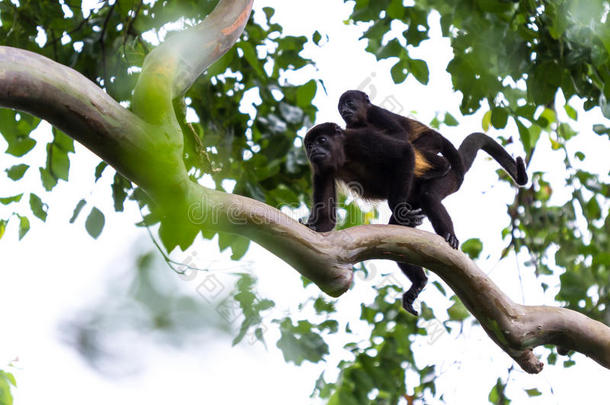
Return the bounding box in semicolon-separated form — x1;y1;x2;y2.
440;137;466;186
458;132;528;186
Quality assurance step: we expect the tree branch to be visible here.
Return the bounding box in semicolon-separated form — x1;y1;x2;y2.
0;46;166;191
181;182;610;373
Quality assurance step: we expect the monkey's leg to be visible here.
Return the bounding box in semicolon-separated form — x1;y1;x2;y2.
305;173;337;232
397;263;428;316
418;188;459;249
389;215;428;316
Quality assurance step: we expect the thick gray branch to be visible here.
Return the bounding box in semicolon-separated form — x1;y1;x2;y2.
0;46;165;190
184;183;610;374
144;0;254;98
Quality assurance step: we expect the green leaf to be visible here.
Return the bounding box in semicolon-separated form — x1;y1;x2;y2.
0;220;6;240
444;112;458;126
432;280;447;296
94;162;108;182
387;0;405;19
447;296;469;321
0;369;16;405
296;79;317;108
557;123;577;140
39;168;58;191
564;103;577;120
584;197;601;220
6;164;29;181
18;216;30;240
69;199;87;223
491;107;508;129
461;238;483;259
482;110;492;132
592;124;610;136
408;58;429;84
232;274;275;346
538;108;556;129
29;193;48;222
0;194;23;205
111;173;131;212
525;388;542;397
0;109;40;157
230;236;250;260
46;142;70;181
85;207;105;239
240;42;265;78
276;318;329;365
516;119;531;152
52;128;75;153
390;59;408;83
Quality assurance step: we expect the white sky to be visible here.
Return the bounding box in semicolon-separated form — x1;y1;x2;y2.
1;0;610;404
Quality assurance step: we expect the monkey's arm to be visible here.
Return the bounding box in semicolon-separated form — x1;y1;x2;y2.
365;104;406;138
305;173;337;232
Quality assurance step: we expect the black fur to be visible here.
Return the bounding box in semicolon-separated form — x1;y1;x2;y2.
304;94;528;316
303;122;418;233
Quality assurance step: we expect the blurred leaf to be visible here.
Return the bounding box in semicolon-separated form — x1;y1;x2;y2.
0;369;16;405
491;107;508;129
296;79;317;108
85;207;105;239
18;215;30;240
482;110;492;132
408;58;429;84
69;199;87;223
525;388;542;397
29;193;48;222
5;164;29;181
276;318;329;365
0;194;23;205
94;162;108;182
444;112;458;126
447;296;469;322
461;238;483;259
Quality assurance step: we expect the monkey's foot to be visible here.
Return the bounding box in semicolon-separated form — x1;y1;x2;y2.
402;289;422;316
404;208;425;227
445;233;459;249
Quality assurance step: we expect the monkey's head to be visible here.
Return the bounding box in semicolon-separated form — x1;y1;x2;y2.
304;122;345;173
338;90;370;127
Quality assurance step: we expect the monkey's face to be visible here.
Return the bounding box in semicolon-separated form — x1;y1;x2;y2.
338;90;370;127
304;123;344;172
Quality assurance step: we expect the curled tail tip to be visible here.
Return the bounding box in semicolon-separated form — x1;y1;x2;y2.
516;156;528;186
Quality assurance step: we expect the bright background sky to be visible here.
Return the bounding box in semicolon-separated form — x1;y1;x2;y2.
1;0;609;404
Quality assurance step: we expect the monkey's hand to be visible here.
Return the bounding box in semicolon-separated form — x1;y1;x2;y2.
299;217;332;232
405;208;425;227
445;233;459;249
299;217;316;230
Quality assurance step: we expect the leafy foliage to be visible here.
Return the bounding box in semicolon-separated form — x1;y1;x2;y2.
0;369;16;405
0;1;317;256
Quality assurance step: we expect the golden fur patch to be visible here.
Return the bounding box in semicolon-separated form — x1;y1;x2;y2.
414;149;432;176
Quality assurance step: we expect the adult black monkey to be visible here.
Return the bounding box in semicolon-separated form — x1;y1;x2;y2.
303;122;527;315
303;122;434;233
